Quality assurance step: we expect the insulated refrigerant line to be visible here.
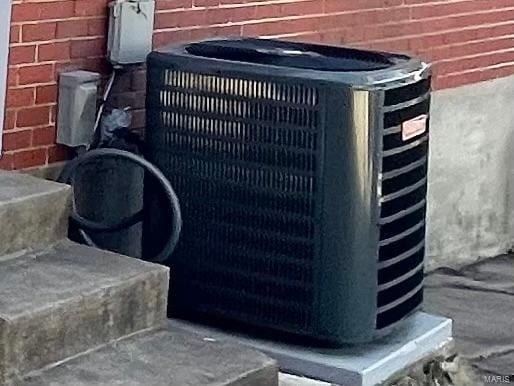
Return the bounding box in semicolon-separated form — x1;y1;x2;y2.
58;148;182;263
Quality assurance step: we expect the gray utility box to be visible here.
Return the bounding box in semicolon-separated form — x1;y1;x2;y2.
108;0;155;65
57;71;100;148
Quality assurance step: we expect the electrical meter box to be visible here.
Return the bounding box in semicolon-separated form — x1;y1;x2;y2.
108;0;155;65
57;71;100;147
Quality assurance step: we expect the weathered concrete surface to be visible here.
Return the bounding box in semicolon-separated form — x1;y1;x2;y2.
23;161;67;182
168;314;452;386
427;75;514;269
20;327;278;386
424;254;514;382
0;240;169;384
0;171;70;257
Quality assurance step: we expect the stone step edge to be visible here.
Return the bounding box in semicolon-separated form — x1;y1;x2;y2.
13;326;161;384
0;240;170;383
16;326;279;386
1;268;169;320
0;177;71;257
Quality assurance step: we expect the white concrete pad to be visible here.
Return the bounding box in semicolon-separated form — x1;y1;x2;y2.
170;312;452;386
279;373;331;386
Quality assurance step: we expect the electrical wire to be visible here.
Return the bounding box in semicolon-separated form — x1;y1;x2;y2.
88;70;117;150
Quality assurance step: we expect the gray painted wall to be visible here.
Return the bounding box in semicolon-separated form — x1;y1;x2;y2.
427;74;514;269
0;0;13;153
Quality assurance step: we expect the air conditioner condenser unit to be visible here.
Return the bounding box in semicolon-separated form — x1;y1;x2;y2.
144;38;431;345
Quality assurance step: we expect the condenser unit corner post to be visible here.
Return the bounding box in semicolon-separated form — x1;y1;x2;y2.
313;86;386;342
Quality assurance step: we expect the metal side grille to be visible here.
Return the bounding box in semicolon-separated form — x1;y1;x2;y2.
376;78;430;330
152;69;323;332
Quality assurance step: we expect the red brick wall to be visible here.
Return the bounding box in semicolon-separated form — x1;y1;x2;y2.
3;0;514;170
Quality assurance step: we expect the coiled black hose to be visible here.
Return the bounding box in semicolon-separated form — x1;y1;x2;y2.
58;148;182;263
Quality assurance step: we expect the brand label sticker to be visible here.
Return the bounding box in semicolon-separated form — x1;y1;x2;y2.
402;114;428;141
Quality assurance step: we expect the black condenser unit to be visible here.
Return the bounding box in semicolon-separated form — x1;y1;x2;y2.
144;38;431;344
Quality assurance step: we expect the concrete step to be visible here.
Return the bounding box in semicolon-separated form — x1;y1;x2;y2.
0;171;70;257
0;240;169;384
19;326;279;386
